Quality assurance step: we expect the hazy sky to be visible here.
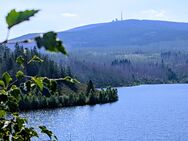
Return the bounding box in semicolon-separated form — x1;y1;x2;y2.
0;0;188;40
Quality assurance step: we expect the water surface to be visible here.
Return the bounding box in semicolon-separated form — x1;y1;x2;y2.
22;84;188;141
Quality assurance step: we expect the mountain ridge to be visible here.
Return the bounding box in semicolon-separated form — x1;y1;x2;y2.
9;19;188;49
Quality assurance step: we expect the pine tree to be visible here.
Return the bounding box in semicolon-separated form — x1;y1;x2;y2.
86;80;95;95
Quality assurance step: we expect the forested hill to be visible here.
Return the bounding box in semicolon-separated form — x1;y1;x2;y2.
10;19;188;49
8;20;188;87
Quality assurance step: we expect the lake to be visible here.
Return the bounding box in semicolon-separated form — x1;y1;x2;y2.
22;84;188;141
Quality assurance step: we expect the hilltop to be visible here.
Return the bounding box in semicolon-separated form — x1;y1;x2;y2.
10;19;188;50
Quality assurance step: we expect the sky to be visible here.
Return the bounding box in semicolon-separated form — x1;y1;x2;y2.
0;0;188;40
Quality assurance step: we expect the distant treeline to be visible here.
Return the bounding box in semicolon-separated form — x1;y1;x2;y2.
0;44;71;79
53;47;188;87
19;86;118;111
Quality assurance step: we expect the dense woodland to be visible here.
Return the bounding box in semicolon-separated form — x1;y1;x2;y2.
3;42;188;89
0;44;68;78
51;46;188;87
0;44;118;111
19;86;118;111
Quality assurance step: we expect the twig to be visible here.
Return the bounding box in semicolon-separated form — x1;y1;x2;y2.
7;79;18;90
0;29;10;45
24;75;65;81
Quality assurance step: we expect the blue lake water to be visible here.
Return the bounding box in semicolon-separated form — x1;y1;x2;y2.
22;84;188;141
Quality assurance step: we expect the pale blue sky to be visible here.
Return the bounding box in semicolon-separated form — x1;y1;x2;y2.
0;0;188;40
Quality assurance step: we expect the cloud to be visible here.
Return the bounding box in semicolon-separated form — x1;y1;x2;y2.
141;9;167;19
61;13;78;18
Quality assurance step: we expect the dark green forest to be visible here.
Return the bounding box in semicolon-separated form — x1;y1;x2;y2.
0;44;67;78
0;44;118;111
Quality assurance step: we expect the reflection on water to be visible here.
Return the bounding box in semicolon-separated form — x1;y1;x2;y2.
22;84;188;141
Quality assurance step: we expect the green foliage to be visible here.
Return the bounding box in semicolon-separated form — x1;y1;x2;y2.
1;8;62;141
0;113;39;140
10;86;21;100
0;7;119;141
2;72;12;88
16;70;24;80
39;126;57;140
0;44;68;78
0;110;6;118
35;32;67;55
28;55;44;64
32;77;44;91
6;9;39;29
0;80;5;89
16;56;25;68
63;76;80;84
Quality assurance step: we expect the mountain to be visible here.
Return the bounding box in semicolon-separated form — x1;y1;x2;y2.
9;20;188;87
10;19;188;48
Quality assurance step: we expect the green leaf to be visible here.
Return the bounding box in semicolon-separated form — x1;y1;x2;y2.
2;72;12;87
0;80;5;88
73;78;80;84
39;126;57;140
16;127;39;139
16;56;25;67
28;55;44;64
35;32;67;55
16;71;24;80
26;127;39;138
10;87;21;100
32;77;43;91
7;96;19;112
0;90;6;94
6;9;39;29
0;110;6;118
29;128;39;138
14;115;27;130
39;126;52;138
63;76;80;84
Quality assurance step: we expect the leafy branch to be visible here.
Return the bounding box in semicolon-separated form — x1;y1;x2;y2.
0;8;76;141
